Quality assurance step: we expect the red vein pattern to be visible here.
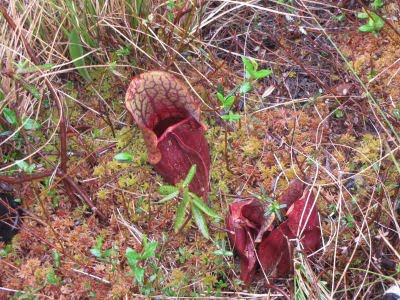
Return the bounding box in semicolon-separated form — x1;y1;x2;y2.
125;71;210;199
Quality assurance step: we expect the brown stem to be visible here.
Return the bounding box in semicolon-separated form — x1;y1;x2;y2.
0;169;55;184
0;169;107;221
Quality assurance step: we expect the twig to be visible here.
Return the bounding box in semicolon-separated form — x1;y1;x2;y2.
71;269;111;284
0;169;55;184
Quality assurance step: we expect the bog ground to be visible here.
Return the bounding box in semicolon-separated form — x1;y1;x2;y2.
1;1;400;299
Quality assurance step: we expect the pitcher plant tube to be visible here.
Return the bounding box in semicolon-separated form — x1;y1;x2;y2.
125;71;210;200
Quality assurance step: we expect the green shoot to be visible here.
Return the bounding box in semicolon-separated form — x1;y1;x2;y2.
89;236;117;262
221;111;241;122
372;0;384;10
125;235;158;285
212;239;233;257
240;56;272;95
68;28;92;81
357;9;384;35
217;92;235;111
264;198;287;222
250;185;287;222
158;164;220;239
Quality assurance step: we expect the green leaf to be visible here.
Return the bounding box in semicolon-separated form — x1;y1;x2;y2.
333;13;346;21
334;109;344;118
95;235;103;248
357;12;369;19
16;160;35;174
225;85;240;99
159;185;178;195
47;268;60;285
22;116;41;130
158;190;179;203
221;111;241;122
3;108;18;126
114;152;133;162
23;84;41;99
241;56;254;75
372;0;384;10
191;204;210;239
174;188;190;233
213;249;233;256
90;248;102;258
191;193;220;219
253;69;272;79
393;109;400;119
141;241;158;259
126;247;140;268
183;164;197;186
217;92;225;103
53;250;60;268
223;96;235;110
373;15;385;30
134;267;145;284
68;28;92;81
239;82;253;94
359;25;374;32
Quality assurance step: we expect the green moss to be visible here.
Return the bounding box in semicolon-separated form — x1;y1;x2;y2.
241;136;262;158
355;134;381;164
97;188;109;200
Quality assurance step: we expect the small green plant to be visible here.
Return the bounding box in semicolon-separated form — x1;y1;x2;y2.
357;9;384;36
342;213;355;228
176;247;191;263
334;108;344;118
217;91;235;111
158;164;220;239
90;235;117;263
44;178;60;209
367;69;377;80
371;0;384;10
264;198;287;222
216;85;241;122
53;250;60;268
46;267;61;286
250;185;287;222
393;108;400;120
334;13;346;21
3;107;41;131
0;244;13;258
221;110;241;122
125;235;158;285
240;56;272;94
212;239;233;257
16;160;36;174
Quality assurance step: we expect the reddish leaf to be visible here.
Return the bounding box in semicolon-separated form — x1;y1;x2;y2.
226;199;266;284
286;189;319;236
258;222;293;277
279;179;304;214
286;189;320;252
125;71;210;199
258;189;321;277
